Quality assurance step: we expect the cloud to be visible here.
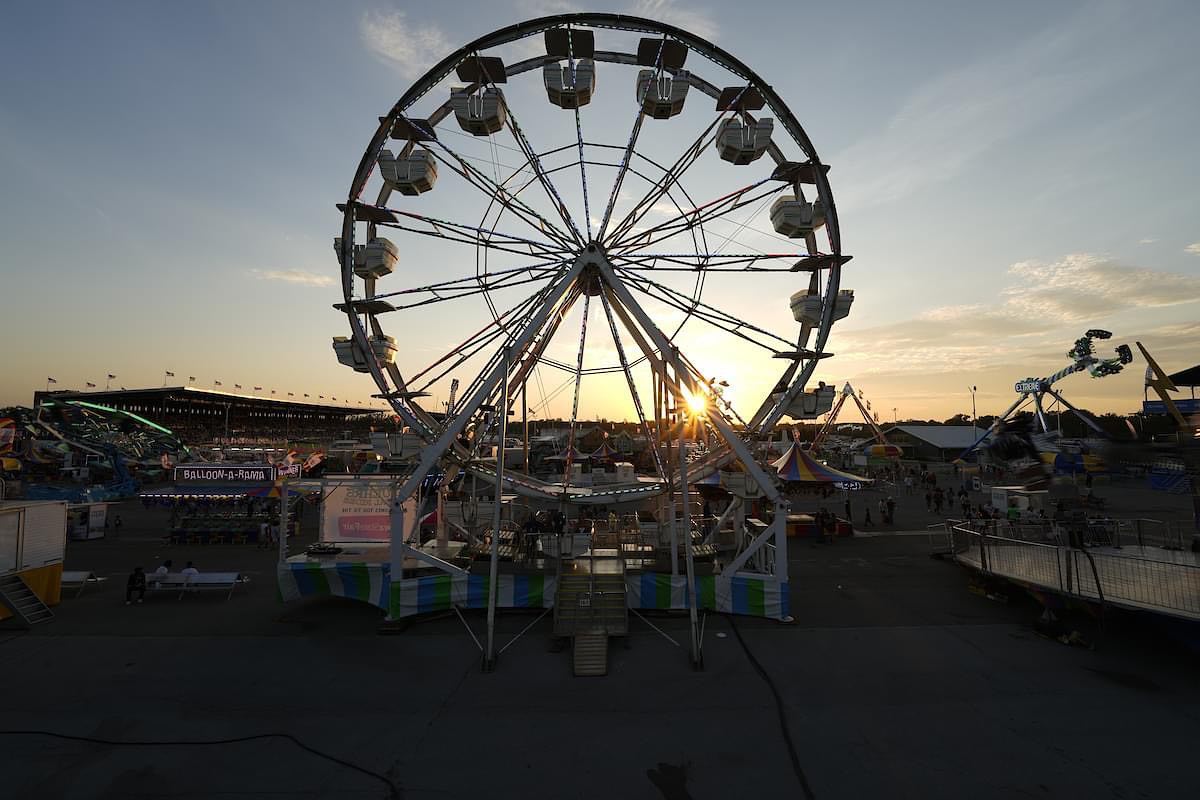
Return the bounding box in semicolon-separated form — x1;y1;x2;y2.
1138;238;1157;244
626;0;718;41
830;7;1137;210
827;252;1200;377
1185;242;1200;255
360;9;453;79
250;269;334;287
1005;253;1200;320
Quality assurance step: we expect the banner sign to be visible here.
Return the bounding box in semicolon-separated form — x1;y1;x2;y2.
320;479;409;542
1014;380;1043;393
1143;399;1200;415
174;464;276;482
277;463;302;479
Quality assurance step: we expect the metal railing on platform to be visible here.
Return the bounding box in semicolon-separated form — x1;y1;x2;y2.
947;522;1200;619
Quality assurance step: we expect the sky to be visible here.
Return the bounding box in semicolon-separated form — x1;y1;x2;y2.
2;0;1198;425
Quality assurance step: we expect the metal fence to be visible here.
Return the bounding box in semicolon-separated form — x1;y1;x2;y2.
942;522;1200;619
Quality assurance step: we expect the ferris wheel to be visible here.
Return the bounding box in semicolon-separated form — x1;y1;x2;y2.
333;13;855;506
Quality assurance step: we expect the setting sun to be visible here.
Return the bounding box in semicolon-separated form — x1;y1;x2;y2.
683;389;708;417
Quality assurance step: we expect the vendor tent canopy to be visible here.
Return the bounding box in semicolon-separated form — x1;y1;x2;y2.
545;447;589;461
591;440;620;460
772;444;872;485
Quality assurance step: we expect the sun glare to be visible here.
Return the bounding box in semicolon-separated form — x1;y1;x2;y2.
684;390;708;416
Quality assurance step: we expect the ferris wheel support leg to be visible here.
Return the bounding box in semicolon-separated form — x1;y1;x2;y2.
484;349;509;673
678;431;701;669
596;258;788;586
391;258;588;507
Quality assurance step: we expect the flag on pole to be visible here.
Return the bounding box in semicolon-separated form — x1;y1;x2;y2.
214;380;222;386
47;377;57;384
304;394;309;398
188;376;196;383
235;384;242;389
86;382;96;388
287;392;293;397
107;374;116;380
165;371;175;377
254;386;262;391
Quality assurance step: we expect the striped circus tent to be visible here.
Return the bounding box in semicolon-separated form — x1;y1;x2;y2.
591;439;620;460
772;443;871;485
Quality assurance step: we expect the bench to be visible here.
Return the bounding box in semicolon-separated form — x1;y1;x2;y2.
61;571;107;598
146;572;248;600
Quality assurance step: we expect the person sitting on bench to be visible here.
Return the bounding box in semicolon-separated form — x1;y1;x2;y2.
181;561;199;580
151;559;172;586
126;567;146;605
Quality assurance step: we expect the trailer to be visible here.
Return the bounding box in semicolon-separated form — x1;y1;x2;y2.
0;500;68;626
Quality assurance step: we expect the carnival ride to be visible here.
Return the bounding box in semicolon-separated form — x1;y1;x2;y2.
7;400;191;502
318;13;859;667
810;382;899;457
961;329;1133;480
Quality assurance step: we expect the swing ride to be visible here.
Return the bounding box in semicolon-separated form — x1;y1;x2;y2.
289;13;861;670
810;382;900;458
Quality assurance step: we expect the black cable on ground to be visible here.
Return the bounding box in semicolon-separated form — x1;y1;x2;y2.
0;730;401;799
725;615;816;800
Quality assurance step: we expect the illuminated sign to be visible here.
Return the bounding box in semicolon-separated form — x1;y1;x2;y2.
174;464;276;482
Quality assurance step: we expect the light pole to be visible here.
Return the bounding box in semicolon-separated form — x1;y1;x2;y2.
969;385;977;431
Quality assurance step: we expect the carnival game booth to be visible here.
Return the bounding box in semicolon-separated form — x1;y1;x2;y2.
773;444;869;538
139;482;313;545
0;500;67;625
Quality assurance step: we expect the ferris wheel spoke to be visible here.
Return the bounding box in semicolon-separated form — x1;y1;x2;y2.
596;36;673;242
463;282;586;429
372;257;569;302
597;287;667;481
492;84;585;245
616;267;793;351
566;28;593;240
609;179;782;254
427;140;577;251
560;292;592;487
603;113;727;248
614;252;804;272
596;113;645;242
375;217;568;261
381;269;567;312
411;277;567;394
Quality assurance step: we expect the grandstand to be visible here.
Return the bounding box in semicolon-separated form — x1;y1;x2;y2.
32;387;392;449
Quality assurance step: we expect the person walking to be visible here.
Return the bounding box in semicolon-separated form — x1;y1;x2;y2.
125;566;146;605
924;489;932;513
113;514;123;539
878;497;888;526
886;496;896;526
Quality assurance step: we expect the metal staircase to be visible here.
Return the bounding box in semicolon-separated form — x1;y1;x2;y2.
554;545;628;676
0;573;54;627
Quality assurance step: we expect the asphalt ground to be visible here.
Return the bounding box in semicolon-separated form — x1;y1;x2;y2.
2;492;1198;799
